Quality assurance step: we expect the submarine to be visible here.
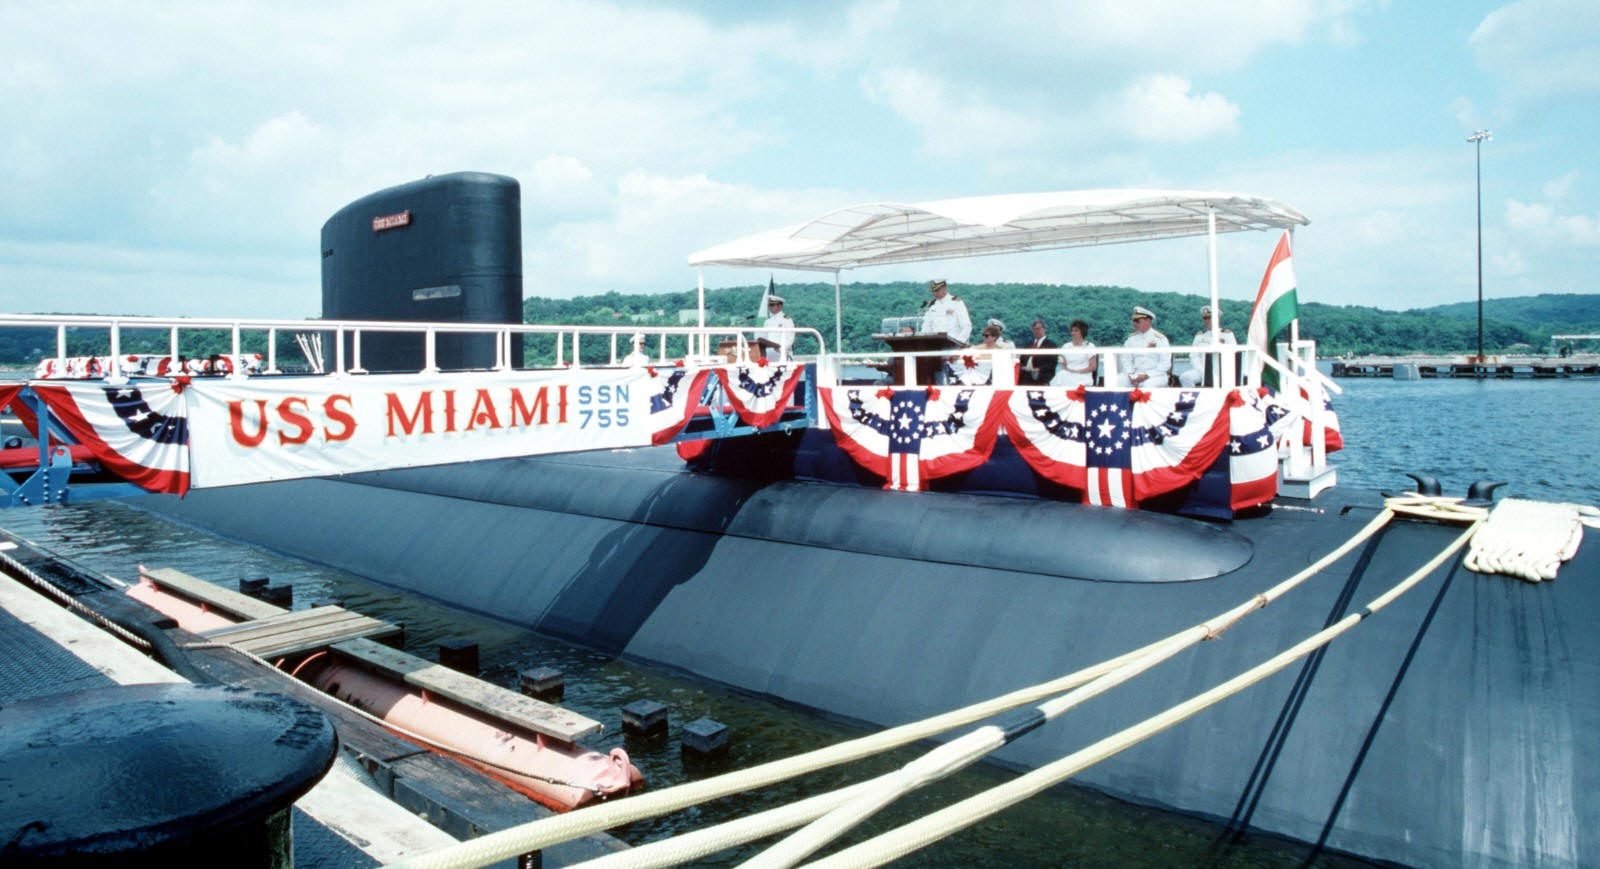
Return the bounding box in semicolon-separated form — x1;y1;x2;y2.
106;175;1600;866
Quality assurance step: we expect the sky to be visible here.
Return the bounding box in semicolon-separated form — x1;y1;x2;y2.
2;0;1597;320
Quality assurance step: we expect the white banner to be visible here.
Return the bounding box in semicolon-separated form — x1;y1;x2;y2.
186;369;654;488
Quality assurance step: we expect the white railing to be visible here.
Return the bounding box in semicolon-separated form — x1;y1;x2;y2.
814;343;1269;390
0;314;826;383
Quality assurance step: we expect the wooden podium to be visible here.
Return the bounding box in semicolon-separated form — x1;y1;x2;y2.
872;332;966;385
717;337;781;363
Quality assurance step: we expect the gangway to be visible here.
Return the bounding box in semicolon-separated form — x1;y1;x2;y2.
0;314;823;507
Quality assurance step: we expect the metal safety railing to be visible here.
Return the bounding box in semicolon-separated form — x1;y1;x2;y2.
0;314;827;383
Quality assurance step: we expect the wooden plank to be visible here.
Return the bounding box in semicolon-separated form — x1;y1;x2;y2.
332;638;601;742
202;606;367;643
141;566;285;621
237;621;400;659
200;605;401;659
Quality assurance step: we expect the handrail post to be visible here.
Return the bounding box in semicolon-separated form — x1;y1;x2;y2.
423;327;438;374
266;328;279;374
56;324;66;362
229;323;246;380
169;327;180;371
335;326;347;375
350;329;367;375
106;320;126;385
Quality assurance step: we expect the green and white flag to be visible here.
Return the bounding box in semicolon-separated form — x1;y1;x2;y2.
1247;231;1298;387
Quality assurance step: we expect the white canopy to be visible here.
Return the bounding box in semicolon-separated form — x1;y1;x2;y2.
687;189;1308;272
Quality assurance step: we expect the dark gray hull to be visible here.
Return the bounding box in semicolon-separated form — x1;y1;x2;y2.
138;447;1599;868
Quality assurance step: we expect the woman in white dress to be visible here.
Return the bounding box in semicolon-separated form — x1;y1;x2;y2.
1051;319;1098;388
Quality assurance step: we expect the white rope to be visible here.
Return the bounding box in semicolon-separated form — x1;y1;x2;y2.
394;500;1493;869
0;549;152;650
1465;497;1594;582
805;514;1484;869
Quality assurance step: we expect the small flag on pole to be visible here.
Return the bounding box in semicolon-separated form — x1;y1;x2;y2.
758;274;774;321
1247;231;1299;388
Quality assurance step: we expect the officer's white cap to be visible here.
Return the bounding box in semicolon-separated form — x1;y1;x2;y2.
929;279;948;291
1200;305;1214;317
767;294;784;305
1132;305;1155;320
986;318;1005;330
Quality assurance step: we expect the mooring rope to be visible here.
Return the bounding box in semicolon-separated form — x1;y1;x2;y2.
804;508;1484;869
389;506;1410;869
0;546;152;651
1464;497;1595;582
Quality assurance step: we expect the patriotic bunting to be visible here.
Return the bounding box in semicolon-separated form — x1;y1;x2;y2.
31;381;191;494
647;366;713;445
999;387;1239;507
715;362;806;429
820;385;1006;491
1229;389;1282;509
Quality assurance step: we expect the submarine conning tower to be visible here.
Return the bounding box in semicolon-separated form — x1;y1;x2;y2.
320;171;523;372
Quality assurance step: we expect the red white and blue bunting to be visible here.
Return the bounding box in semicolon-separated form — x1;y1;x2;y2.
1229;388;1282;509
820;386;1006;491
31;381;192;494
715;362;807;429
647;365;713;445
1000;387;1240;507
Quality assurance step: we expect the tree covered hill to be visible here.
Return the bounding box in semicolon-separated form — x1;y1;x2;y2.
524;283;1595;356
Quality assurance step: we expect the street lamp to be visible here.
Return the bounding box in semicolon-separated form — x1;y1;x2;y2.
1468;129;1491;369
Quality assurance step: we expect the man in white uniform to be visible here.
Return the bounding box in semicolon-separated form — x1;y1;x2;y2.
1179;305;1237;387
1119;305;1170;387
920;279;971;345
760;295;794;361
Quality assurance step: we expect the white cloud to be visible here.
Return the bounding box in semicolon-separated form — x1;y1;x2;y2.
860;67;1043;158
1492;249;1528;276
1504;199;1600;245
1469;0;1600;100
1110;75;1241;142
1542;171;1579;201
1450;96;1482;130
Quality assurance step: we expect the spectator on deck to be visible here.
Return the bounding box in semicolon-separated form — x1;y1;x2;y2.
1052;319;1097;388
1119;306;1170;388
1179;305;1237;387
760;294;795;361
1019;318;1058;385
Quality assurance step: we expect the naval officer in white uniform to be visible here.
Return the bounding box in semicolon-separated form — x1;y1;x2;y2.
920;279;971;345
1119;305;1170;387
1179;305;1237;387
760;294;794;361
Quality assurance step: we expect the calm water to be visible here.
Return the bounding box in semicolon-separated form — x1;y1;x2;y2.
4;376;1594;866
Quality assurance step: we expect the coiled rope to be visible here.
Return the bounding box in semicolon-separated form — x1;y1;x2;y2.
389;504;1415;869
1464;497;1596;582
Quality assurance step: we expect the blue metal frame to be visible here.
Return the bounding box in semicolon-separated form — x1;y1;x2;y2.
669;363;818;444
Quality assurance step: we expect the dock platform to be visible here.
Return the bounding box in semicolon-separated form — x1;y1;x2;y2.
1331;353;1600;378
1;536;629;867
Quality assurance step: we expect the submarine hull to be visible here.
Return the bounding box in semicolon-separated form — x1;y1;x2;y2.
136;446;1600;868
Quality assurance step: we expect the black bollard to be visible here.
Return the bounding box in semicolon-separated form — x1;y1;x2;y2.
438;638;479;676
519;667;564;703
622;699;669;737
680;717;730;758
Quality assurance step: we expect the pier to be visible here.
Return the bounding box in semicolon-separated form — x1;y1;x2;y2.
1330;353;1600;378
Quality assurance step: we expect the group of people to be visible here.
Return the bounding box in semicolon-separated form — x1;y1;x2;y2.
922;279;1237;388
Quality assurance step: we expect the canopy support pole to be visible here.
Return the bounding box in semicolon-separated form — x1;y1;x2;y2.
1207;208;1220;347
833;270;842;353
697;269;707;358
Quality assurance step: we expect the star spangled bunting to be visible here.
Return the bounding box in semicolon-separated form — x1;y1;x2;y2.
819;386;1006;491
999;387;1241;507
648;367;713;445
1084;390;1135;507
715;363;806;429
1229;389;1280;509
30;381;191;494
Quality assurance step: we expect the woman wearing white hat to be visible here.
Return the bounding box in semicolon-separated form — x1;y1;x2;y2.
1119;305;1170;387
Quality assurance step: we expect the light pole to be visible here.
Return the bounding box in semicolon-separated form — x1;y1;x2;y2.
1468;129;1491;369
